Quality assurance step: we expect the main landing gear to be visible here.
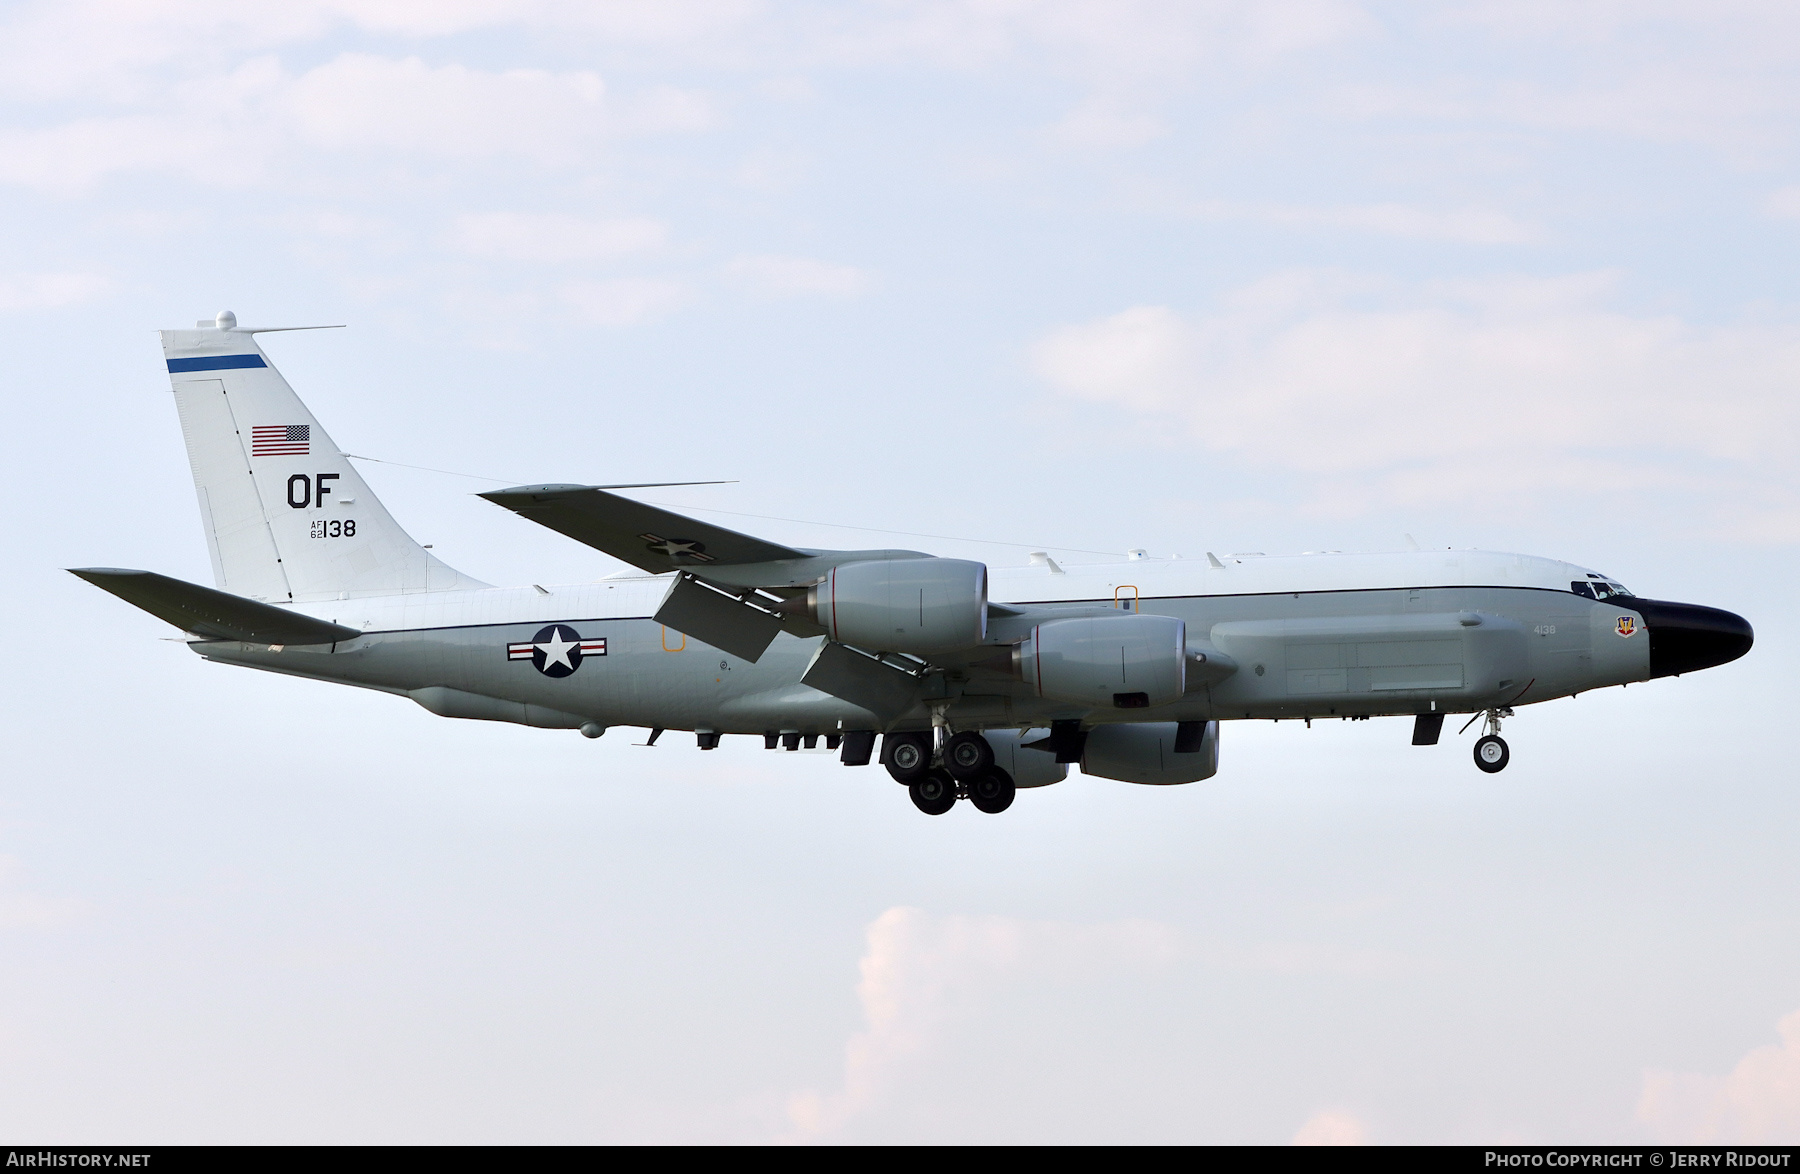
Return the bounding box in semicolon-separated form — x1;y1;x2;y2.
909;770;957;816
967;770;1016;814
907;768;1017;815
944;730;995;779
1467;708;1513;774
889;731;1017;815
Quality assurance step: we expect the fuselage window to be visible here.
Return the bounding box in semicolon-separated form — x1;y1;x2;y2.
1571;581;1596;599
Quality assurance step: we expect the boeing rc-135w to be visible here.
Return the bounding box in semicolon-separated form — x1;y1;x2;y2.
75;313;1755;815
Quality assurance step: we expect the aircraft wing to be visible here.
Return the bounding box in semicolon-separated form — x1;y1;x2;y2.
481;483;938;664
478;484;929;588
479;484;805;571
71;568;360;645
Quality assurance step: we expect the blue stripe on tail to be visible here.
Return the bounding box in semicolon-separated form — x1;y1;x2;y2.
167;354;268;373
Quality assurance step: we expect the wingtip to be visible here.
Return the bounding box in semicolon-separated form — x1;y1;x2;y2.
68;566;147;579
479;483;594;502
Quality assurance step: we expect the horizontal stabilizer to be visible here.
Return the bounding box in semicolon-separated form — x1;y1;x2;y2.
71;568;359;645
653;573;784;662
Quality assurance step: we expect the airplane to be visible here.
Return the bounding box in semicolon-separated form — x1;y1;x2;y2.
73;312;1755;816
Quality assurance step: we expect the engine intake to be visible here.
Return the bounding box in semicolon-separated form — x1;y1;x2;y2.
1015;613;1187;708
793;558;988;653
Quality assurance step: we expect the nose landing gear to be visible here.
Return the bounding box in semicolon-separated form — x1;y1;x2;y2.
1466;708;1513;773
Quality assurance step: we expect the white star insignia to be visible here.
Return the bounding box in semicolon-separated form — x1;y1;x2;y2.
537;629;577;670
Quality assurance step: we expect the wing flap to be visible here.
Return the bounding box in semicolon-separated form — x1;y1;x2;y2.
800;641;922;718
652;573;785;662
71;568;359;645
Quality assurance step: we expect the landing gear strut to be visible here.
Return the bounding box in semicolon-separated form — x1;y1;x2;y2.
1470;708;1512;773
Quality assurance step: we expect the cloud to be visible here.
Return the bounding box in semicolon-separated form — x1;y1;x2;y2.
1291;1108;1368;1144
288;55;711;162
0;54;290;191
807;0;1370;147
1053;97;1166;148
1325;3;1800;160
1638;1008;1800;1143
287;55;600;161
1192;201;1541;244
1029;270;1800;532
0;0;760;103
0;51;713;191
725;253;870;298
815;0;1367;76
1768;186;1800;220
560;276;692;326
450;213;668;263
0;857;87;929
1225;941;1421;977
783;906;1180;1141
0;271;111;312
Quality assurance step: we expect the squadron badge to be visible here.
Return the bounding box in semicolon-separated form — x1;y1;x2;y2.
507;624;607;677
1616;616;1637;638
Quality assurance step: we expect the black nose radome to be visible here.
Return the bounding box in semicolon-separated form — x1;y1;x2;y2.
1623;598;1754;679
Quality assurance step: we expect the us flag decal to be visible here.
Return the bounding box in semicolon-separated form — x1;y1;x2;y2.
252;425;310;456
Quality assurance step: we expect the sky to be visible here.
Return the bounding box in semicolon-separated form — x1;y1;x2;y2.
2;0;1799;1144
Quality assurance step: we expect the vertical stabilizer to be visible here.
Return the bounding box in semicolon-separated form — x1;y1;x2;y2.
162;315;489;603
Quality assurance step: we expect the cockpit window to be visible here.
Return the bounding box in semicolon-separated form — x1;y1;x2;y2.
1572;578;1634;600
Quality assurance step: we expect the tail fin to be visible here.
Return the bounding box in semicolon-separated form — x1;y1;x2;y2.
162;313;489;603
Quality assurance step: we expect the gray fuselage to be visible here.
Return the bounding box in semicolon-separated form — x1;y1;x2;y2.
192;549;1670;739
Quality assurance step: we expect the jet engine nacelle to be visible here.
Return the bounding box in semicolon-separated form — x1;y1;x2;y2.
1015;613;1187;708
800;558;988;653
1081;721;1219;785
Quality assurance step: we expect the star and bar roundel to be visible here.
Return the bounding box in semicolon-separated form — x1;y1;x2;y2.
507;624;607;677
